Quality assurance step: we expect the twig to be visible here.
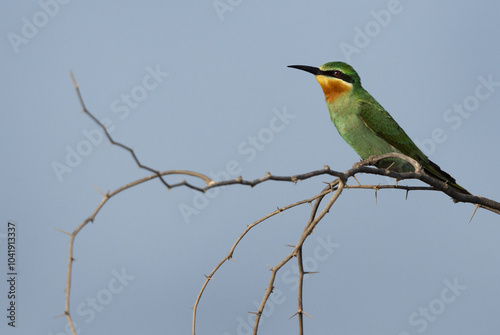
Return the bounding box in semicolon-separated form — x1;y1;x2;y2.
251;180;346;334
191;186;333;335
70;72;213;189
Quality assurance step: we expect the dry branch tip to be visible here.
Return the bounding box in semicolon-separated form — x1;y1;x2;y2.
69;71;78;88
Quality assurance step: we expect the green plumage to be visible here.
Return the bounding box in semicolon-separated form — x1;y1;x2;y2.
289;61;470;195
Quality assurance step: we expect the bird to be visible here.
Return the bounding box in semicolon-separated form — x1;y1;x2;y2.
288;61;470;195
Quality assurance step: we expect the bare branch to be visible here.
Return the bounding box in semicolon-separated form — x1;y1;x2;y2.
295;183;331;334
70;73;213;189
191;186;333;335
251;180;345;334
348;154;500;214
63;75;500;335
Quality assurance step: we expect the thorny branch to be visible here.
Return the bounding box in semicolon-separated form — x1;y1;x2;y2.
62;74;500;335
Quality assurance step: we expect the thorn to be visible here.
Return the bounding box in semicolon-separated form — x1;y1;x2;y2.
324;164;330;170
303;271;319;275
236;176;242;182
469;205;480;223
277;207;283;215
289;309;313;319
395;178;398;187
265;172;271;177
302;311;313;319
266;264;272;270
54;313;66;319
284;244;295;248
92;185;107;196
204;274;212;280
405;189;409;200
55;228;71;236
291;176;298;183
322;181;333;189
374;188;378;205
228;257;237;263
353;175;361;186
248;311;259;315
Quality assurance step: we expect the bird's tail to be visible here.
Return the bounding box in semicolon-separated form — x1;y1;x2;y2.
425;160;470;194
426;160;500;215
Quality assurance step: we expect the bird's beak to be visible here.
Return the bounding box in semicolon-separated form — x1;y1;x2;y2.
287;65;321;75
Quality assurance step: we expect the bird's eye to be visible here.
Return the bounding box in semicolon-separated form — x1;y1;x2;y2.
332;70;341;77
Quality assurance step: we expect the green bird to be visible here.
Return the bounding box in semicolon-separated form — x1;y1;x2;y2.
288;61;470;195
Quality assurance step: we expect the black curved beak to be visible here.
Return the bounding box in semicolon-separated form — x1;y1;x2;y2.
287;65;321;75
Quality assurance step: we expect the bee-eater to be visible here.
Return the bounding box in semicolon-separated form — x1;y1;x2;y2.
288;61;470;195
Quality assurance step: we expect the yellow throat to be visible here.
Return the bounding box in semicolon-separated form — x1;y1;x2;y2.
315;75;353;103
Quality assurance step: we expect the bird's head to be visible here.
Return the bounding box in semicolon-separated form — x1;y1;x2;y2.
288;61;361;103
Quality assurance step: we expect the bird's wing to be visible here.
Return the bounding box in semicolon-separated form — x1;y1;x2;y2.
357;100;467;191
357;100;427;162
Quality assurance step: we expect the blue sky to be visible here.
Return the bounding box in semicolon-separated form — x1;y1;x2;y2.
1;1;500;334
